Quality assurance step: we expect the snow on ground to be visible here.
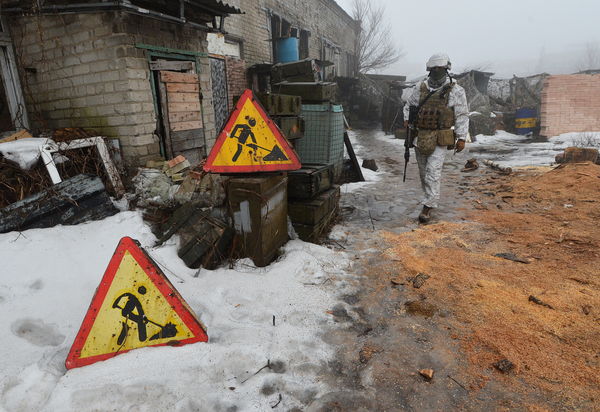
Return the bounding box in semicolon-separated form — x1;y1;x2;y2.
0;211;352;411
341;130;381;192
469;130;600;167
0;138;52;170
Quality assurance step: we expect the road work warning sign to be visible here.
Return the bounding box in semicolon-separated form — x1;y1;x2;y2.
204;89;301;173
66;237;208;369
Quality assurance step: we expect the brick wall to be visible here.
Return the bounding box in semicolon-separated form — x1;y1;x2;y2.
225;57;247;111
9;11;215;167
540;74;600;136
224;0;358;74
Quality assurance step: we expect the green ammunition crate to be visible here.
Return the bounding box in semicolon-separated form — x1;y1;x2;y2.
274;116;304;140
288;185;340;226
256;93;302;116
272;82;337;103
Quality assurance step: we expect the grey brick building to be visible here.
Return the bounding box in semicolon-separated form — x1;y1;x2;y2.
1;0;242;167
0;0;358;169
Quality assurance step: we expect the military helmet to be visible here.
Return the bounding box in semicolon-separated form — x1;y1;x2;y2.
426;53;451;70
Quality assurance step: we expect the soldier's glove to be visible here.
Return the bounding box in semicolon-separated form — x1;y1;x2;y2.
455;139;466;153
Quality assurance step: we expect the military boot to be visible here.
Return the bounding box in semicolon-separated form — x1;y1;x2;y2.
418;206;433;224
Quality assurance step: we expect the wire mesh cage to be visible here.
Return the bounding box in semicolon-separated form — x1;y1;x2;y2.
294;104;345;172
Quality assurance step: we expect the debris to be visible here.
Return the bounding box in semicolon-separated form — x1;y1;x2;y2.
146;159;166;169
52;127;95;142
419;369;434;381
528;295;554;309
241;360;271;384
270;393;283;408
362;159;378;171
0;137;49;170
156;204;234;270
411;273;430;288
582;305;591;315
164;155;190;177
0;174;118;234
462;158;479;172
40;137;125;197
359;344;382;364
344;132;365;182
133;168;178;207
405;301;437;317
482;159;512;175
555;147;599;164
493;359;515;374
390;277;404;286
0;129;32;144
494;252;531;264
447;375;468;391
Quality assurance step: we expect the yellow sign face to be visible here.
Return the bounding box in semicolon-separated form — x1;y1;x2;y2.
515;117;537;128
66;237;208;369
80;251;193;357
204;89;301;173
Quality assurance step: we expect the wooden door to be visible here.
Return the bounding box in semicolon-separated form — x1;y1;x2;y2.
156;69;206;165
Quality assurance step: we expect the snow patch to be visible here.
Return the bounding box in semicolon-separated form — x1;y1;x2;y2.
0;138;53;170
0;211;351;411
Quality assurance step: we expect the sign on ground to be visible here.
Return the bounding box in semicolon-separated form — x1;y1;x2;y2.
66;237;208;369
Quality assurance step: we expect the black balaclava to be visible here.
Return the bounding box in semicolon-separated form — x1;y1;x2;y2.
427;67;448;89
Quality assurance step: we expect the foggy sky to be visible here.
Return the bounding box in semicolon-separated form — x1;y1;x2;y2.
334;0;600;79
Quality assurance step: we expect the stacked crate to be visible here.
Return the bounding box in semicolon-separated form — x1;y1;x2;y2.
287;164;340;242
270;60;344;181
256;93;304;143
267;59;343;242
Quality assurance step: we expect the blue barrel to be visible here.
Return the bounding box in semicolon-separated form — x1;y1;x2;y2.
515;108;537;135
275;37;299;63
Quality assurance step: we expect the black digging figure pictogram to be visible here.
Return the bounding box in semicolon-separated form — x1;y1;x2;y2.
229;115;288;162
112;285;178;345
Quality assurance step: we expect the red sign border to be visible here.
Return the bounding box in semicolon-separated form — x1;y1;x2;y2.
65;237;208;369
204;89;302;173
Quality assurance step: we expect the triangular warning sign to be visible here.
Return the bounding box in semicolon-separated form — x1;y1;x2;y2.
204;89;301;173
66;237;208;369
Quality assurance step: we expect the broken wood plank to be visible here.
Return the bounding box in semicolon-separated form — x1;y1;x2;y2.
167;92;201;103
171;121;203;132
0;174;118;234
168;110;202;123
160;71;199;83
344;131;365;182
168;102;202;113
166;82;200;93
0;129;32;143
483;159;512;175
150;61;194;71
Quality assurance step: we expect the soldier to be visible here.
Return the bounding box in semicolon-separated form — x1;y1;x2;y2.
403;53;469;223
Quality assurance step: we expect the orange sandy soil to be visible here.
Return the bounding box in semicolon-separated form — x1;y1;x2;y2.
381;162;600;409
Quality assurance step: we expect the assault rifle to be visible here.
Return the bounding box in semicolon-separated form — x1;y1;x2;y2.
403;105;419;182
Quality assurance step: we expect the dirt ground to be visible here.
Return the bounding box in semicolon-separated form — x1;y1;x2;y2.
313;130;599;411
380;162;600;410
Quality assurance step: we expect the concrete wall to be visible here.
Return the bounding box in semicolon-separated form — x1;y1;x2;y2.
540;74;600;136
224;0;358;76
9;11;215;167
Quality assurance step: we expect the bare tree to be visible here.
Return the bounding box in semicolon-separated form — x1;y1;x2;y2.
576;42;600;72
351;0;403;74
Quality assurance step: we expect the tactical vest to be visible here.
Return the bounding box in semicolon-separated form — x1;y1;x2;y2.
417;82;455;130
415;82;456;150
